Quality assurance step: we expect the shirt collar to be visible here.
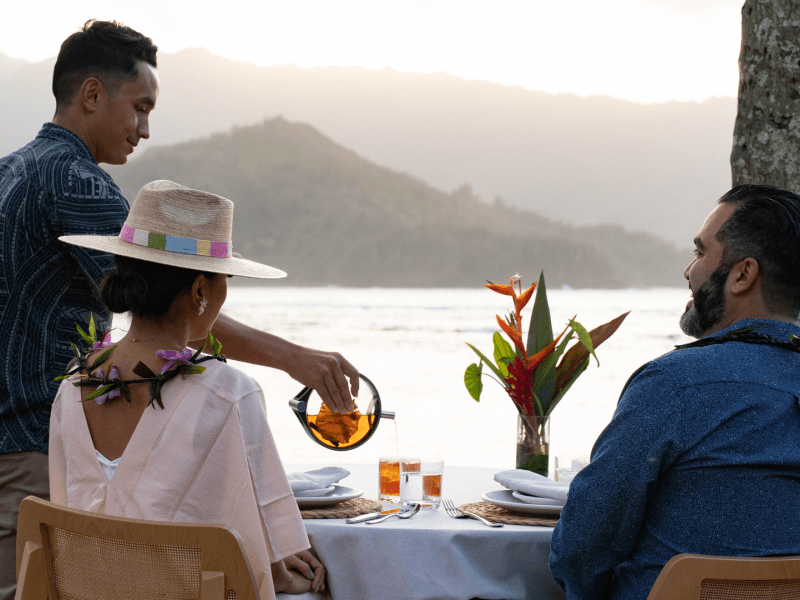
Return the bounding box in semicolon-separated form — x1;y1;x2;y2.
37;123;96;164
710;318;800;340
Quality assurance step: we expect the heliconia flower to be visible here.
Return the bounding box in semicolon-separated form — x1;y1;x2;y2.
92;330;113;350
156;348;194;375
496;315;525;356
93;366;120;404
485;283;516;297
514;283;537;314
525;323;569;371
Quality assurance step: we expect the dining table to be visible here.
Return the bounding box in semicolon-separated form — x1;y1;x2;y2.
278;462;567;600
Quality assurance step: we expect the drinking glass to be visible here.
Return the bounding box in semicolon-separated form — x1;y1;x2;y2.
555;455;589;484
400;458;443;509
379;457;420;502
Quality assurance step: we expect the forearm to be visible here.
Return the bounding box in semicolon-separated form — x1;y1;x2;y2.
203;312;303;372
197;311;359;413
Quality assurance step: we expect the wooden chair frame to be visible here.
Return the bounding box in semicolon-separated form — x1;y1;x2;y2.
15;495;259;600
647;553;800;600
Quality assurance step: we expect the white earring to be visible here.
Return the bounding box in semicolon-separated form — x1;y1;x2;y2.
198;298;208;316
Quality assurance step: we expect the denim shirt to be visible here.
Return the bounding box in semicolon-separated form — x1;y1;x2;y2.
550;318;800;600
0;124;128;454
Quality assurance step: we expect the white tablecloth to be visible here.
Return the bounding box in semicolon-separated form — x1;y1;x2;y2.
282;463;566;600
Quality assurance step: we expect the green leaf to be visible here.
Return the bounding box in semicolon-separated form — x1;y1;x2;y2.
53;374;68;382
527;271;553;356
76;323;93;345
88;313;97;343
71;342;80;359
464;363;483;401
180;365;206;374
531;389;545;417
533;330;575;413
465;343;504;380
546;357;590;415
570;318;598;366
85;383;115;401
553;311;629;400
121;383;133;404
88;346;115;370
209;332;223;356
492;332;514;378
190;343;205;362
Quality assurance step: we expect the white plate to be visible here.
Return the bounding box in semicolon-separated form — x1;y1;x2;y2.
295;485;363;507
511;491;563;506
482;489;564;516
294;485;336;497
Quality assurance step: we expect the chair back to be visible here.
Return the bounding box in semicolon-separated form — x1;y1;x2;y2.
647;553;800;600
15;495;259;600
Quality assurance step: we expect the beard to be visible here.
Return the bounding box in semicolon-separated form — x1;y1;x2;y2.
679;264;730;338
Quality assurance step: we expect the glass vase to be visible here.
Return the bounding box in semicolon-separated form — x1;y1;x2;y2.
516;414;550;476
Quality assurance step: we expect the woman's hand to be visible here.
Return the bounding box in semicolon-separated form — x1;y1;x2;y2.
272;550;326;594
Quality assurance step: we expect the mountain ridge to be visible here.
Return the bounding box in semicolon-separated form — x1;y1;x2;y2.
105;117;688;289
0;49;736;248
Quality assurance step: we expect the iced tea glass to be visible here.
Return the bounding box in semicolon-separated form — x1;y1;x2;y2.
400;458;443;509
379;456;420;502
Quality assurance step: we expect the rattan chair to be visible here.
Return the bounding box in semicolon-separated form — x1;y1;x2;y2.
646;553;800;600
15;495;258;600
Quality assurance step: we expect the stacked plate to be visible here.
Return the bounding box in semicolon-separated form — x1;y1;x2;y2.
295;485;364;508
481;489;564;516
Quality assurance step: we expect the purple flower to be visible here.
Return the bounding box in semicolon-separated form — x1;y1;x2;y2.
92;331;113;350
156;348;194;375
94;366;120;405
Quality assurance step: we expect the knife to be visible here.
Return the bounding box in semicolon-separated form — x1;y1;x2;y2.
346;508;400;524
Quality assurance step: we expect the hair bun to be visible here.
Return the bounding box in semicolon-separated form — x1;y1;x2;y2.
99;269;148;314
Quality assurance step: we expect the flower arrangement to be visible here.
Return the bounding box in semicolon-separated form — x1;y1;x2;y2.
464;272;628;473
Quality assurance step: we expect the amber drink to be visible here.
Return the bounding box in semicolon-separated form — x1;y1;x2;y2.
379;457;420;502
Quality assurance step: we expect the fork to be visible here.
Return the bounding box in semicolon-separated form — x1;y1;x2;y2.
442;499;503;527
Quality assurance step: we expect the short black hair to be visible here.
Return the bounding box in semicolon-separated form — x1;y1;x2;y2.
717;184;800;319
52;19;157;111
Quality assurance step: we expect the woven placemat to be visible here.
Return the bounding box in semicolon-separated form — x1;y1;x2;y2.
457;501;559;527
300;497;382;519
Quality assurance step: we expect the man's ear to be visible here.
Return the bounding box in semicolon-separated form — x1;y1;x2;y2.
729;257;760;296
78;77;104;113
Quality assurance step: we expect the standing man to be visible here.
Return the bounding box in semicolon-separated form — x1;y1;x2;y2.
550;184;800;599
0;20;358;599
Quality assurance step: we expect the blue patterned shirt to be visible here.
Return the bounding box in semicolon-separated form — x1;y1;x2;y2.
550;318;800;600
0;123;128;454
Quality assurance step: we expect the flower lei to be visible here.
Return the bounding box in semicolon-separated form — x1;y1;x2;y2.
56;315;227;409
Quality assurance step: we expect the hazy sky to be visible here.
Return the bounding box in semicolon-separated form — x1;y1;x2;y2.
1;0;745;104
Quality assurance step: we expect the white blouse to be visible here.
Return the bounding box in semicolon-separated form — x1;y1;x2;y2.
49;360;309;600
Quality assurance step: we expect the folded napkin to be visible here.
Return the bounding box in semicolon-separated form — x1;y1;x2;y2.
287;467;350;496
494;469;569;503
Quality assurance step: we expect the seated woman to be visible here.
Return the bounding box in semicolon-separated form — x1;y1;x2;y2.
49;180;324;599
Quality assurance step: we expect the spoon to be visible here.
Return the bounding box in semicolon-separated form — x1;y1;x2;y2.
365;503;421;524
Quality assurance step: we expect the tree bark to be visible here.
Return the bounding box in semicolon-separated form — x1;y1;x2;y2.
731;0;800;190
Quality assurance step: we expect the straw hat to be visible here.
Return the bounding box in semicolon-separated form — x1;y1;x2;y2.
59;180;286;279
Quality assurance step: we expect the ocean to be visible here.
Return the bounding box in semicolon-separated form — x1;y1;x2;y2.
112;285;692;469
205;285;695;469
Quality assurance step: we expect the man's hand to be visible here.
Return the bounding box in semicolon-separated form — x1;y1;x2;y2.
288;347;360;414
207;313;360;414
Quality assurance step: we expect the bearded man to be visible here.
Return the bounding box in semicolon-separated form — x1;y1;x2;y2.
549;184;800;600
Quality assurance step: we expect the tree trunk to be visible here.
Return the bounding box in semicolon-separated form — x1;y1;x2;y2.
731;0;800;190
